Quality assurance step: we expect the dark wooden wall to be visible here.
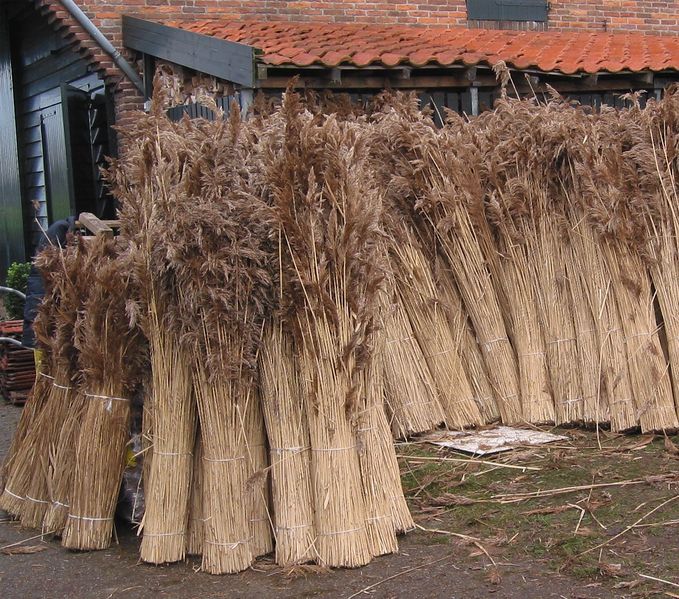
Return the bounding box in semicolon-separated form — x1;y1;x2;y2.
0;2;115;273
0;6;25;278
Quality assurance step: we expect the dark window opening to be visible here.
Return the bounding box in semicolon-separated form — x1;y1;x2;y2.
467;0;549;22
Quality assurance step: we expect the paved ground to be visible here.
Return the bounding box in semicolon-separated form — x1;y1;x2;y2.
1;400;678;599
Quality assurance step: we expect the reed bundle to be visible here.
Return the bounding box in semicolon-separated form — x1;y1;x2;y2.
185;430;204;556
264;95;390;567
356;342;413;541
638;91;679;414
378;280;445;438
243;383;274;558
62;239;146;550
389;228;483;428
434;266;499;423
192;353;253;573
0;270;57;507
0;244;64;519
371;101;522;424
576;106;677;432
20;241;87;529
109;93;198;563
146;106;275;572
481;184;554;425
259;323;316;565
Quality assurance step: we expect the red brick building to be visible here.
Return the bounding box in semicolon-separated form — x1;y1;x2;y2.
0;0;678;274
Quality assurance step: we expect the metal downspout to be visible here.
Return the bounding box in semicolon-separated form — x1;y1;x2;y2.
59;0;145;95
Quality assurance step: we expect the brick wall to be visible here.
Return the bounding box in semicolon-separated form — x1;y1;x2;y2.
72;1;679;48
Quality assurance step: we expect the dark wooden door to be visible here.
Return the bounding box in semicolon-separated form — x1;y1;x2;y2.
41;84;97;223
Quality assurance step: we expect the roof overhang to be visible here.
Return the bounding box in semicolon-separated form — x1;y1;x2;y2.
123;15;256;87
122;17;679;93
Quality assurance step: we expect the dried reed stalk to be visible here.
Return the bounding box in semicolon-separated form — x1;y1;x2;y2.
43;389;87;534
379;284;444;438
63;243;146;550
356;341;413;544
193;350;253;574
139;325;195;562
535;215;583;425
242;382;273;558
298;316;373;567
186;430;204;556
259;323;316;565
391;233;483;428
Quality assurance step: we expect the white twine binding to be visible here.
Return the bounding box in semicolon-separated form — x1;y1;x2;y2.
52;382;72;391
26;495;49;505
68;514;112;522
143;531;185;537
203;456;244;463
312;445;357;452
482;337;510;348
205;537;252;550
276;523;312;531
547;338;576;345
270;446;308;454
4;488;24;501
39;372;55;381
52;500;70;509
85;392;130;413
155;451;193;457
400;399;437;409
319;526;363;537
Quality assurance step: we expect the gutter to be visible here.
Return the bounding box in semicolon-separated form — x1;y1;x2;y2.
60;0;145;95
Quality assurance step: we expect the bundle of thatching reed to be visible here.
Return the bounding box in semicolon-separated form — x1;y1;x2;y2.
0;259;60;515
39;237;111;535
378;278;445;438
186;431;204;556
262;93;400;567
355;336;414;545
108;89;197;564
635;89;679;412
370;98;522;424
479;97;597;424
434;264;499;423
61;237;146;550
478;169;554;424
575;104;677;432
142;104;275;573
259;322;316;565
388;225;483;428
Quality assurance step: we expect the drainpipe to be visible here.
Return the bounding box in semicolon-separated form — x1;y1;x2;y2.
60;0;145;95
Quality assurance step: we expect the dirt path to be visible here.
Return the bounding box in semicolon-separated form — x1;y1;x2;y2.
1;400;677;599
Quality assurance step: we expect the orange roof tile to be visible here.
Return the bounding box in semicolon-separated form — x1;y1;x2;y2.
168;20;679;76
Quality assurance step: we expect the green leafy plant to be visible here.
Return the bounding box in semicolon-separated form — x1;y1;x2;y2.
4;261;31;320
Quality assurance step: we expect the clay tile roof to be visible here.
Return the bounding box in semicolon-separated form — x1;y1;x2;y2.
168;20;679;75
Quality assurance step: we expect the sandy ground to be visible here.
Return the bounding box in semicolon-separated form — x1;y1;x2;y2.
1;400;678;599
